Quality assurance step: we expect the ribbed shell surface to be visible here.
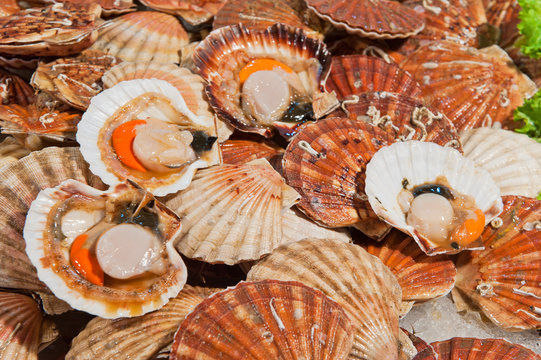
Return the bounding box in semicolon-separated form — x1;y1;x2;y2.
431;337;541;359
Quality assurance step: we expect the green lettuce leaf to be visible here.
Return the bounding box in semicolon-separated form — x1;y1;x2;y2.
514;89;541;142
517;0;541;59
537;191;541;200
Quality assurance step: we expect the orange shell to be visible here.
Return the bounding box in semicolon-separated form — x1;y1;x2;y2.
403;331;437;360
170;280;354;360
140;0;227;26
305;0;424;39
282;117;393;238
400;41;537;131
0;69;36;106
456;195;541;331
41;0;137;16
0;0;19;17
221;140;283;165
324;55;422;100
0;3;101;57
194;23;330;138
31;50;120;111
365;230;456;307
431;337;541;359
91;11;189;63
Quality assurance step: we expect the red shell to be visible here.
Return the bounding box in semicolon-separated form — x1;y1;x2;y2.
431;337;541;359
456;196;541;330
401;331;437;360
221;140;283;165
324;55;422;101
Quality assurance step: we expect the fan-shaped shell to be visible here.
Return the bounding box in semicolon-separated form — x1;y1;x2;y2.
77;78;220;196
90;11;189;63
194;23;331;137
39;0;137;16
305;0;424;39
0;136;30;169
460;128;541;198
31;50;120;111
365;230;456;311
455;195;541;331
0;147;103;294
247;239;403;360
0;292;45;360
0;3;101;57
430;337;540;359
67;286;218;360
165;159;300;265
24;179;187;318
324;55;423;101
281;207;351;245
220;140;283;165
170;280;355;360
400;41;537;131
0;69;35;106
140;0;226;26
365;141;503;255
282;117;394;238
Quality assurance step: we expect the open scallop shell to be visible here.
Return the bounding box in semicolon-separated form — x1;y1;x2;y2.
430;337;540;359
324;55;422;101
170;280;355;360
24;179;187;319
455;195;541;331
460;128;541;198
67;285;218;360
0;147;103;294
194;23;331;138
305;0;424;39
248;239;403;360
165;159;300;265
364;230;456;313
90;11;189;63
400;41;537;131
140;0;227;26
77;78;220;196
281;117;394;238
365;141;503;255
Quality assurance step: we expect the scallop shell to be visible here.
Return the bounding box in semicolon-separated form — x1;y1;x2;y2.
165;159;300;265
170;280;355;360
39;0;137;16
140;0;227;26
0;0;19;17
0;292;46;360
324;55;423;101
194;23;331;137
0;3;101;57
0;69;36;106
364;230;456;311
400;41;537;131
220;139;283;165
31;50;120;111
455;195;541;331
335;92;462;152
305;0;424;39
213;0;320;39
402;331;437;360
77;78;220;196
24;179;187;318
90;11;189;63
460;127;541;198
67;285;218;360
365;141;503;255
507;47;541;88
281;117;394;238
0;136;30;169
281;207;351;245
485;0;520;48
247;239;403;359
430;337;541;359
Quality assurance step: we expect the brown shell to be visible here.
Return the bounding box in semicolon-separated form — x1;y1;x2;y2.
213;0;320;39
0;3;101;57
247;239;403;360
0;69;36;106
364;230;456;312
305;0;424;39
455;195;541;331
282;117;394;238
140;0;227;26
398;0;487;56
400;41;537;131
431;337;541;359
31;50;120;111
324;55;423;101
507;47;541;88
402;331;437;360
485;0;520;48
220;139;283;165
0;136;30;169
194;23;331;138
66;286;218;360
0;147;103;294
170;280;355;360
90;11;189;63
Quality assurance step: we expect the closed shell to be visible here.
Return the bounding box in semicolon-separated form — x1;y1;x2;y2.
430;337;540;359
